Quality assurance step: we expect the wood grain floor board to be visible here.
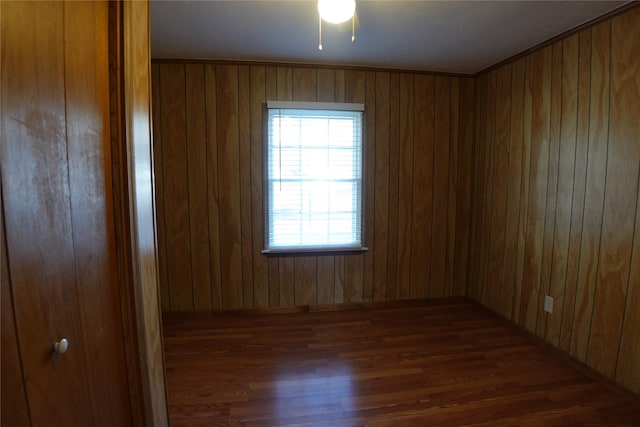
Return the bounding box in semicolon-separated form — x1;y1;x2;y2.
163;300;640;426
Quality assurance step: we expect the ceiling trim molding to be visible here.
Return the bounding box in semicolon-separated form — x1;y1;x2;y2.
150;57;475;79
477;0;639;76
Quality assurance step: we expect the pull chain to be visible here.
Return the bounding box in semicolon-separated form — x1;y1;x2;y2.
352;15;355;42
318;14;323;50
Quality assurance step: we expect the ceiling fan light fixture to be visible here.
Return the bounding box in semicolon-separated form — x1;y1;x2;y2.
318;0;356;24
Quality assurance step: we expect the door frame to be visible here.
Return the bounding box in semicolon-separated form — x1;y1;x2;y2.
110;1;169;425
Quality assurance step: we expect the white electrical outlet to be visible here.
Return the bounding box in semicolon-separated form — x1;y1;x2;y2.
544;295;554;313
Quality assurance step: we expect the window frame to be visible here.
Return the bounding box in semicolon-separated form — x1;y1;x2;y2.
262;100;367;255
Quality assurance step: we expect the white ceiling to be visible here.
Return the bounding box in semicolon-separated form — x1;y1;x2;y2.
151;1;629;75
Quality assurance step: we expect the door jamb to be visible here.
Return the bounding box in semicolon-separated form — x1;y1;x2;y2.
110;1;169;425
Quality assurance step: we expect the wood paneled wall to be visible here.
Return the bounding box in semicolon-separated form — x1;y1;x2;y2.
469;7;640;393
151;64;475;311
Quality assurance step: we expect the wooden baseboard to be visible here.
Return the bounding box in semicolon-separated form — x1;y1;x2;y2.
162;296;471;319
471;301;640;406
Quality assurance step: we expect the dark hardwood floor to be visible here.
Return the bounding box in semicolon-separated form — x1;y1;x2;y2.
163;299;640;426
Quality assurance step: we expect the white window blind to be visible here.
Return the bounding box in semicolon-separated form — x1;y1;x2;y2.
264;101;365;253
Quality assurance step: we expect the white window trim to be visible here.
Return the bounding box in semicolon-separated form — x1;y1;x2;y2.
267;100;365;112
262;101;368;255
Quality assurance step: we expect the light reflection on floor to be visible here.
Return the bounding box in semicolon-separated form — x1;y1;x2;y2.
274;364;355;422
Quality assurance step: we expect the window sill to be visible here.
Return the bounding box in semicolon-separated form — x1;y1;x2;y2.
262;246;368;257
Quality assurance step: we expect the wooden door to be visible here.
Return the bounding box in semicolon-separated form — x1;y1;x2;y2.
1;1;132;425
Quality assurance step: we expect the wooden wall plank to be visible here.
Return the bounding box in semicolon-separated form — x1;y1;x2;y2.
185;64;212;310
512;56;533;322
343;254;363;303
519;46;552;333
454;78;475;297
317;256;335;305
469;74;488;303
396;73;414;299
373;72;390;301
570;21;610;361
387;73;400;300
559;28;591;353
295;256;317;305
535;41;562;338
316;68;334;102
293;67;317;101
238;65;254;307
410;75;435;298
587;8;640;378
431;76;451;298
216;65;244;309
478;70;496;305
204;64;223;309
250;66;269;308
334;255;345;304
501;59;525;320
279;259;295;306
486;67;511;312
616;168;640;393
151;63;170;312
159;63;193;310
546;34;578;346
445;79;459;297
335;69;346;102
277;66;293;99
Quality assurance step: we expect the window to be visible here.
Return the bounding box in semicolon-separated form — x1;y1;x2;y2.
264;101;365;253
